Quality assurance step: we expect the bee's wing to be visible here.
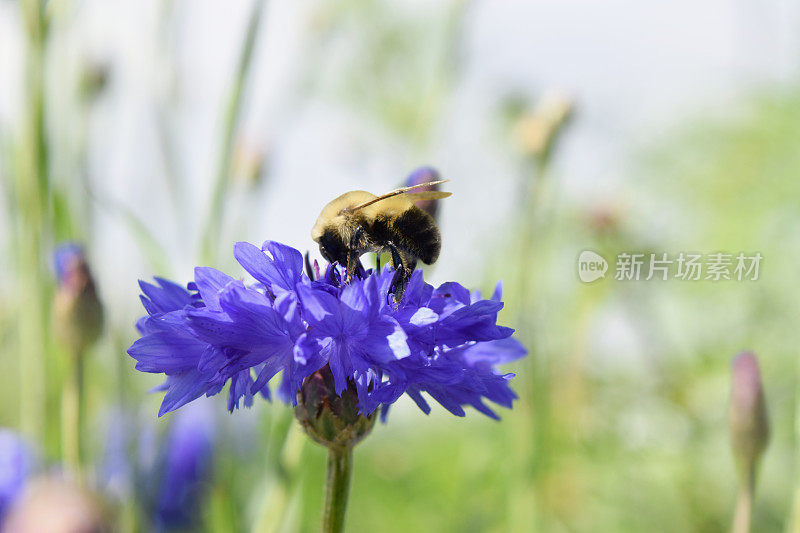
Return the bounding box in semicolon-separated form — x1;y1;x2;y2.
402;191;452;203
347;180;450;212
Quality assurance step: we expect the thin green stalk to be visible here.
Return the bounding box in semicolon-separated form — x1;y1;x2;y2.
733;486;752;533
22;0;49;200
791;375;800;532
200;0;265;263
732;466;755;533
61;353;85;474
322;446;353;533
16;213;46;440
508;151;562;531
515;160;549;526
17;0;50;442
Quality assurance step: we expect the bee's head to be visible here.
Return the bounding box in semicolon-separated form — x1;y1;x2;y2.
312;193;366;266
315;227;349;266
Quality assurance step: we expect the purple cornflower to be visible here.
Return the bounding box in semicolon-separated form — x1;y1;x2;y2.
99;404;216;532
0;429;34;524
128;241;526;419
404;166;442;219
153;403;215;531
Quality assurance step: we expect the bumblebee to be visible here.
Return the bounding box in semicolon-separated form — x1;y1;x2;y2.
311;180;451;300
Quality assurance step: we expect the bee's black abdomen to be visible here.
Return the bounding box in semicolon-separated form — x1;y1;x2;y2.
392;207;441;265
367;215;395;247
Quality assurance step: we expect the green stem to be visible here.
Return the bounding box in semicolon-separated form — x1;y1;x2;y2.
61;353;85;474
732;485;752;533
792;370;800;531
322;446;353;533
17;0;49;443
732;465;755;533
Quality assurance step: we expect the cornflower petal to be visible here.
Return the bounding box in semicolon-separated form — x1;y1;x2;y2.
193;267;234;310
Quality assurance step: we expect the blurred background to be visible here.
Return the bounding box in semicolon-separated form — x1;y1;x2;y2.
1;0;799;531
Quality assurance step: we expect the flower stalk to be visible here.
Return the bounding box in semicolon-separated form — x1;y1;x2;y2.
17;0;50;444
51;243;103;476
732;470;754;533
61;352;86;473
323;445;353;533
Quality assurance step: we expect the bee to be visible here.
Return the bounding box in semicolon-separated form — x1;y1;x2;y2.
311;179;451;300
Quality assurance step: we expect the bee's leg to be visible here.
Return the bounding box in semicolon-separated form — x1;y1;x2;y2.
345;251;360;283
375;252;381;272
354;258;366;279
387;244;410;303
304;251;315;280
345;227;365;283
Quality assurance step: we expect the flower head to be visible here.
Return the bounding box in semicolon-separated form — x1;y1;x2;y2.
128;241;526;420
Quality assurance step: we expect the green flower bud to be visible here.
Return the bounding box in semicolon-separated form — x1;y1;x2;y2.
294;366;375;451
51;244;103;357
511;90;573;165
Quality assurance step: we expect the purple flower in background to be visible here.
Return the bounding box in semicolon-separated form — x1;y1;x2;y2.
128;240;526;420
404;166;442;220
53;243;85;284
99;409;135;501
99;404;216;532
0;429;34;524
153;403;215;531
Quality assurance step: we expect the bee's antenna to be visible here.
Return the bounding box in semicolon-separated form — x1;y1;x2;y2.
399;179;450;191
346;179;450;212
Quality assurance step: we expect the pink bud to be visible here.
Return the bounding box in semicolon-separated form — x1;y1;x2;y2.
729;352;769;481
